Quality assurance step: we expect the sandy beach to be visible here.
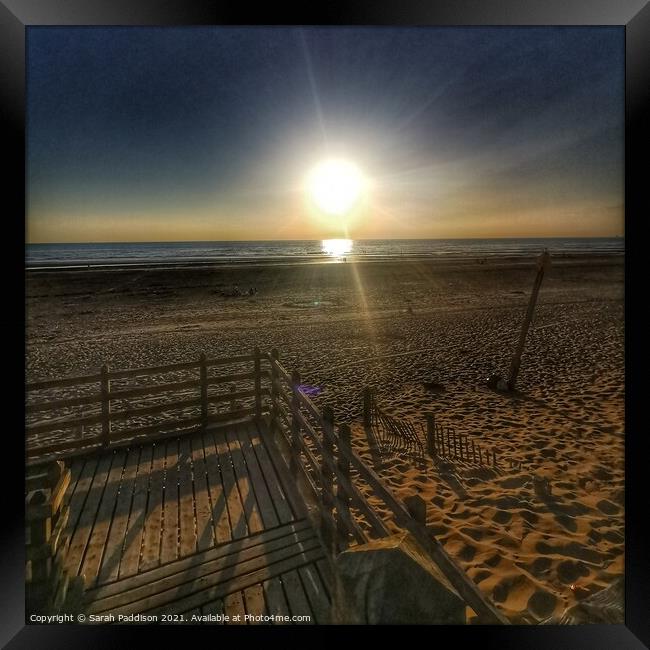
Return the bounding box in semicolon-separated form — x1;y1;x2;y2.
26;254;624;623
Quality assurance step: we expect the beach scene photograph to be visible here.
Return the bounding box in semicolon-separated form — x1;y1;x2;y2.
25;26;624;625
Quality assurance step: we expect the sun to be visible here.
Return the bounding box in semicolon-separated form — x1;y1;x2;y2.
307;159;366;216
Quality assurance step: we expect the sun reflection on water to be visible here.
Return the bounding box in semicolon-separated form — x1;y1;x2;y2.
322;239;353;258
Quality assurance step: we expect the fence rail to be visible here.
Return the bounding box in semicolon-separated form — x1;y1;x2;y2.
266;349;508;625
26;348;267;461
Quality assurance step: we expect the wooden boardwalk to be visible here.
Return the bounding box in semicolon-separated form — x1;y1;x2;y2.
60;421;332;623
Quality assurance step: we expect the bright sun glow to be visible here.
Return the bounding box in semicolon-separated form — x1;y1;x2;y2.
307;159;365;216
322;239;353;257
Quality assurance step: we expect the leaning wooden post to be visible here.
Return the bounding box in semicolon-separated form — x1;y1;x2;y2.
289;370;302;480
508;249;551;391
363;387;372;428
336;423;352;550
253;347;262;421
199;353;208;428
425;413;436;458
321;406;336;551
493;450;497;466
270;349;280;434
100;364;110;447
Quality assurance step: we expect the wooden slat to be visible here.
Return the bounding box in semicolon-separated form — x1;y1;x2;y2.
160;439;180;565
87;519;313;603
178;437;198;557
202;432;231;545
129;543;324;617
201;599;226;622
139;443;166;572
80;450;126;588
108;396;200;422
224;591;246;624
27;411;104;436
26;393;101;413
280;570;313;624
88;527;320;615
98;446;140;584
28;373;101;391
263;576;292;621
205;371;257;386
243;584;267;620
205;354;256;367
298;564;331;624
64;456;99;539
107;360;199;380
27;437;103;461
212;430;247;539
118;444;153;579
109;416;203;443
206;407;256;425
65;453;113;577
190;432;216;552
207;388;258;405
238;422;279;530
109;378;199;401
226;427;264;536
244;424;294;525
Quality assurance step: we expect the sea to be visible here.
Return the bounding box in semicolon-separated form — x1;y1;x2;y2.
25;238;624;270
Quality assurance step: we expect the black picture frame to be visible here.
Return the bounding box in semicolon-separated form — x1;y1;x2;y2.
2;1;648;648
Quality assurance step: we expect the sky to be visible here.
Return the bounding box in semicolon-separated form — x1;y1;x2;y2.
26;27;624;243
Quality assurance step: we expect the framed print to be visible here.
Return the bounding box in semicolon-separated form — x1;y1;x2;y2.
2;1;648;648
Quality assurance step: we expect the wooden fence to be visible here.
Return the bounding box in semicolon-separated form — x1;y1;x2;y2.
26;460;84;614
267;349;508;625
26;348;268;462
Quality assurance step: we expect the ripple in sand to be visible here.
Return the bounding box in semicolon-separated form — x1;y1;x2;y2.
557;559;590;584
597;499;620;515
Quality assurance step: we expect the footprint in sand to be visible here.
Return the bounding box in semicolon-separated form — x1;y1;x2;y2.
557;559;590;584
597;499;620;515
492;509;512;524
485;553;501;568
527;590;557;619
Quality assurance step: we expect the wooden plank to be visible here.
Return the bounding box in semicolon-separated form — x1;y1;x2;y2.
109;416;203;443
316;558;334;595
212;430;247;539
201;599;225;623
298;564;331;624
205;354;256;367
108;396;200;422
26;393;101;414
202;431;231;546
280;570;313;624
263;577;292;622
139;443;167;572
80;450;127;588
28;373;101;391
108;360;199;380
223;591;246;624
238;423;279;530
127;544;325;617
118;444;153;579
245;423;294;525
190;432;216;552
88;530;321;616
243;583;267;620
64;452;113;577
109;378;199;400
27;411;104;436
206;371;258;386
86;520;314;604
177;437;198;557
98;446;140;585
226;426;264;536
64;456;99;542
160;439;180;565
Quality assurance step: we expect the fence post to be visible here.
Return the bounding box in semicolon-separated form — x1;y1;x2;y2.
199;353;208;427
289;370;302;480
471;439;477;463
363;387;372;427
493;450;497;466
321;406;335;551
446;427;451;457
336;423;352;550
270;349;280;434
253;346;262;421
425;413;436;458
100;364;110;447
